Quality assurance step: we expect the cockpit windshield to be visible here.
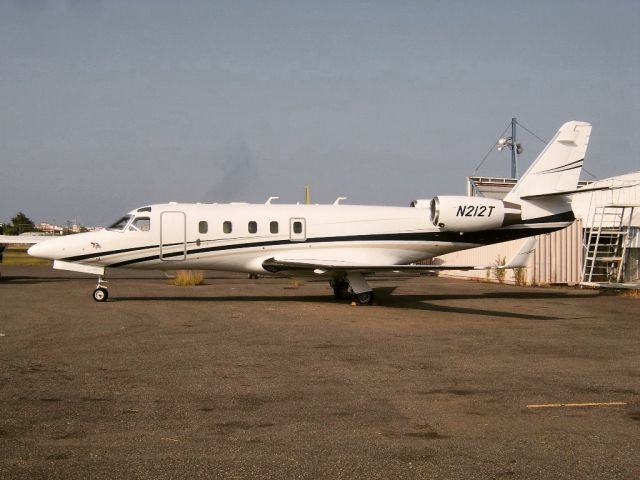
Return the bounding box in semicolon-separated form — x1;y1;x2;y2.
107;215;133;232
130;217;151;232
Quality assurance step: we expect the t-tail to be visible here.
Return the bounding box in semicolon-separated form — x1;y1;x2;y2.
424;121;592;243
504;120;592;223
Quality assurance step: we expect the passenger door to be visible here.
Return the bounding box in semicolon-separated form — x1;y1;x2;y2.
160;211;186;261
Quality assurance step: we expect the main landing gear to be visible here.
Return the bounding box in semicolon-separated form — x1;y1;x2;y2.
93;276;109;302
330;272;375;305
354;290;374;305
331;279;351;300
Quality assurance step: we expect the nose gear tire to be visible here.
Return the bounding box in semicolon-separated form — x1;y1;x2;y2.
93;287;109;302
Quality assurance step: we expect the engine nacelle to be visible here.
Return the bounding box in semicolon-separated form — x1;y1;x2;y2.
428;196;521;232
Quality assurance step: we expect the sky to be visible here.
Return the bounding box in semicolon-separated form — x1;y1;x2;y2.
1;0;639;226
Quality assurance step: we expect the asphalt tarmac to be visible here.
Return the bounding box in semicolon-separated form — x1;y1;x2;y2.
0;266;638;479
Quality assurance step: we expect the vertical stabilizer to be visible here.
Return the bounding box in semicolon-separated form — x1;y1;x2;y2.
505;121;592;202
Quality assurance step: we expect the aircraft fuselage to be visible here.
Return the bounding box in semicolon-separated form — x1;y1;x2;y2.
27;202;570;275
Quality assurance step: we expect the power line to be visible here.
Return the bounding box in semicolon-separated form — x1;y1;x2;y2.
473;121;512;174
516;120;598;179
475;119;599;180
515;120;547;144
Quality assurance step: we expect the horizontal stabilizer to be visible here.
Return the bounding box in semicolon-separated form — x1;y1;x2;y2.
520;182;640;200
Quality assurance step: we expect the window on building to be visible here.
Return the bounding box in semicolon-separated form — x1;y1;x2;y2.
223;221;232;234
248;221;257;234
270;221;278;234
199;221;208;234
293;221;302;234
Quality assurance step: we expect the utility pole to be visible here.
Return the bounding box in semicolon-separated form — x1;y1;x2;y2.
511;117;518;179
497;118;522;179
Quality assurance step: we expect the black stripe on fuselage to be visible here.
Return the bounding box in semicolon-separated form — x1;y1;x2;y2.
107;226;564;268
62;211;574;268
510;210;574;224
62;242;184;262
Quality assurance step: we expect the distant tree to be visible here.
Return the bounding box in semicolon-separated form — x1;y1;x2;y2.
4;212;36;235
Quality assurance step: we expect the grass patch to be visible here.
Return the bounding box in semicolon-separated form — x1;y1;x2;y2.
491;255;507;284
621;289;640;299
1;247;51;266
513;267;528;286
170;270;205;286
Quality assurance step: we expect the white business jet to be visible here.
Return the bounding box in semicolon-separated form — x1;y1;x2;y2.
2;121;593;304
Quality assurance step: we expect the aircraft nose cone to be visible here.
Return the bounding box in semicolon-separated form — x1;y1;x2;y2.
28;240;56;259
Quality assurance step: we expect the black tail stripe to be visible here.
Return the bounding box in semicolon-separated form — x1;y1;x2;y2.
540;164;583;174
536;158;584;174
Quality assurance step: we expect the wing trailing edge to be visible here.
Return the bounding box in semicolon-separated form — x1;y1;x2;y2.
262;237;537;274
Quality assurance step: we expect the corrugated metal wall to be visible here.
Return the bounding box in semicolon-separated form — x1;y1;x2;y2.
436;220;583;286
435;239;529;284
532;220;583;285
626;248;640;282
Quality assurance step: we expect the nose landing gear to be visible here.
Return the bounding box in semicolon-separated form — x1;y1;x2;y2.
93;276;109;302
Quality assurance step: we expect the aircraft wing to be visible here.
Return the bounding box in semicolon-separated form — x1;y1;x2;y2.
264;238;537;274
0;235;50;245
262;258;489;274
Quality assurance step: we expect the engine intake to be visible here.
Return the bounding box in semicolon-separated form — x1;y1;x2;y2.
428;196;521;232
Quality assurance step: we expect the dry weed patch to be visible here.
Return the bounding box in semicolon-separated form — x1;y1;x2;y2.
171;270;205;286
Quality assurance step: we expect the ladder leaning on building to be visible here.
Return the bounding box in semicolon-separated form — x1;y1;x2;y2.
581;205;637;284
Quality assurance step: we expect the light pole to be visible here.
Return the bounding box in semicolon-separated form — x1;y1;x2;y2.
496;117;523;179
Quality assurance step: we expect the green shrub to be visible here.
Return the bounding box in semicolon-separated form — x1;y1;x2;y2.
492;255;506;283
513;267;527;286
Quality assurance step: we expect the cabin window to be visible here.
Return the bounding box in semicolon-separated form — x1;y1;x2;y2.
270;221;278;234
199;221;208;234
293;221;303;234
131;217;151;232
248;221;257;234
223;221;232;234
107;215;132;232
